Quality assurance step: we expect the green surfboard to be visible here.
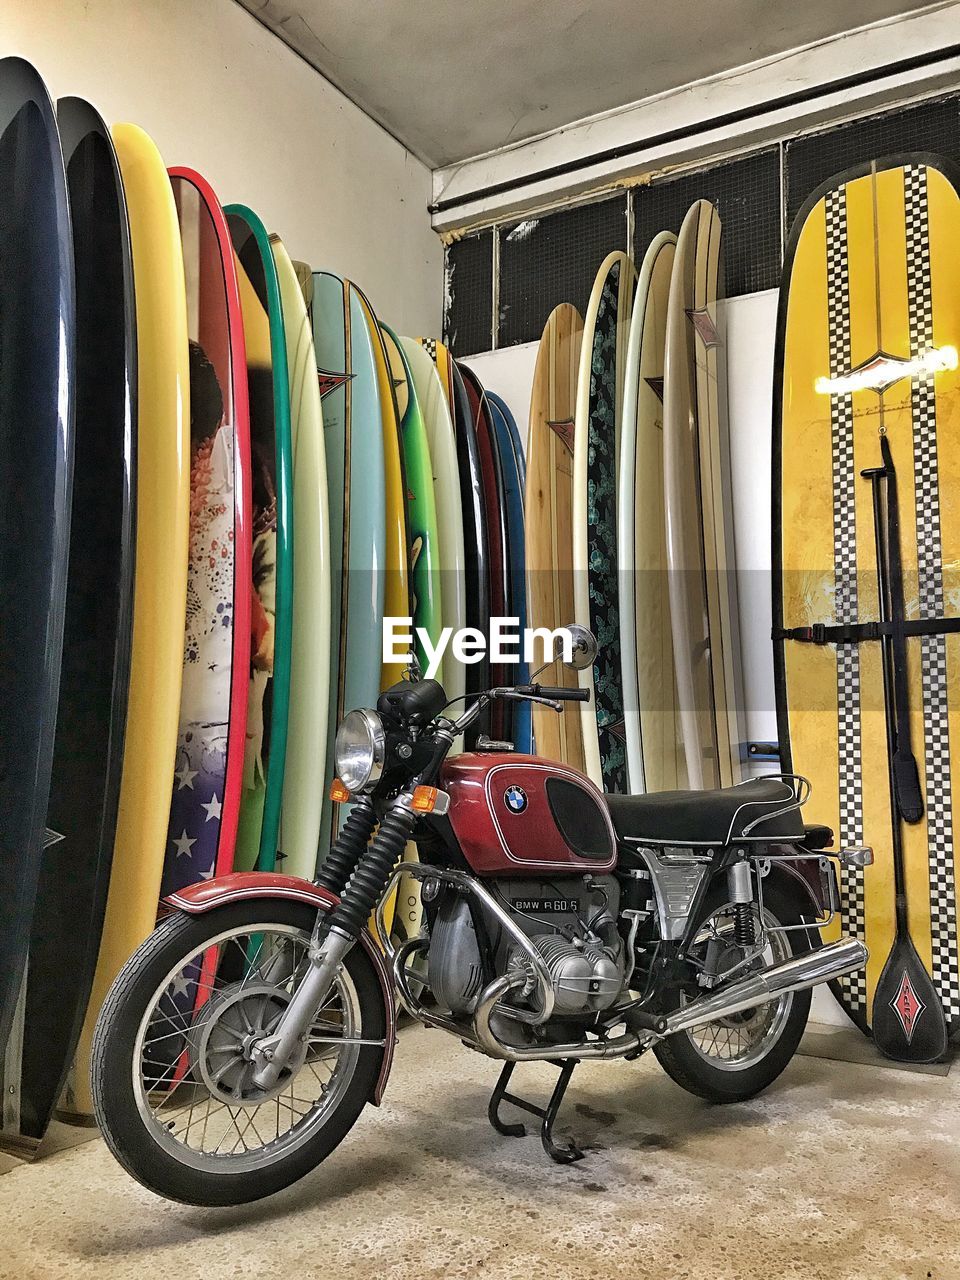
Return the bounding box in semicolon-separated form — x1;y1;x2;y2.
381;324;442;680
226;205;293;872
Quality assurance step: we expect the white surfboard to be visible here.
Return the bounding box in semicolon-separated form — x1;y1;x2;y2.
618;231;685;794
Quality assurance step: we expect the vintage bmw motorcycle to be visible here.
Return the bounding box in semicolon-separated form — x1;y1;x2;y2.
92;627;869;1206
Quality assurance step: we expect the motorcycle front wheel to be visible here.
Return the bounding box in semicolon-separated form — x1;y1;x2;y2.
92;900;387;1206
653;879;815;1103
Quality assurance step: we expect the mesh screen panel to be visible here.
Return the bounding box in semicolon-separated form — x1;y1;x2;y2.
632;148;781;296
497;194;629;347
444;229;493;356
784;95;960;233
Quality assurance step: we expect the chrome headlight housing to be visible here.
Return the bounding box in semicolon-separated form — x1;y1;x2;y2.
334;709;386;794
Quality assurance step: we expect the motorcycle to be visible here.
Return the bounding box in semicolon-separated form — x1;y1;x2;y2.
92;626;870;1206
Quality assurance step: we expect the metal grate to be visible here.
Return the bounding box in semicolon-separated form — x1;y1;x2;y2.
440;93;960;346
784;94;960;233
497;194;628;347
632;148;781;297
443;229;493;357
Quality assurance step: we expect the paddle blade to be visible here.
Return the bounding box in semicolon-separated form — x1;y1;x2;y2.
872;932;947;1063
893;749;924;824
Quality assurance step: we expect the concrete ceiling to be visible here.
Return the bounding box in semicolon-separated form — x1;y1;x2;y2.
235;0;943;166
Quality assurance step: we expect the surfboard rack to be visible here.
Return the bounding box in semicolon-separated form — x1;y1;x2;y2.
745;741;781;762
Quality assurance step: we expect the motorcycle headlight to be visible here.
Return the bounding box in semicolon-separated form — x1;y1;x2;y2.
334;709;386;794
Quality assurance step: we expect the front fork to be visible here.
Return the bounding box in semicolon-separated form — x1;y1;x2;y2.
250;798;417;1090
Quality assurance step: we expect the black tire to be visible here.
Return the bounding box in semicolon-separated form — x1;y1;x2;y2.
92;901;387;1206
653;879;815;1104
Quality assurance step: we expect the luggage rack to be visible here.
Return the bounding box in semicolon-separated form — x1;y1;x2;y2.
735;772;811;839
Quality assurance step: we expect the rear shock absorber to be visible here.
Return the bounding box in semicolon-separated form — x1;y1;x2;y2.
325;803;418;938
314;797;377;896
728;859;756;949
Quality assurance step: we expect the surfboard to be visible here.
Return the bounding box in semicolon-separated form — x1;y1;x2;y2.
68;122;190;1117
401;337;466;718
423;345;490;740
161;172;251;900
360;297;409;691
0;59;74;1104
526;305;585;770
312;274;386;854
619;232;685;795
573;251;636;792
460;361;510;739
271;234;330;880
663;201;745;791
488;393;525;489
774;155;960;1037
226;205;293;873
1;98;135;1145
383;326;442;682
488;393;532;752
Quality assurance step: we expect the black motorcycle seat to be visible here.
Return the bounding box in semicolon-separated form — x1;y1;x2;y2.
605;778;805;847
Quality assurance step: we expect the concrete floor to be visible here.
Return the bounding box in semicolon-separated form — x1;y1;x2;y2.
1;1024;958;1280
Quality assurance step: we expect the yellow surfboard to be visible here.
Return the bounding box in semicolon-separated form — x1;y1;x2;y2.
774;156;960;1035
68;124;190;1114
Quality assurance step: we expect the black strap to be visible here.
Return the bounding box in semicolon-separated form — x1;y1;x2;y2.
774;616;960;644
881;434;924;825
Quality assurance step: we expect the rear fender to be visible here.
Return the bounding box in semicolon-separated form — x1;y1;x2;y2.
763;855;837;921
164;872;396;1105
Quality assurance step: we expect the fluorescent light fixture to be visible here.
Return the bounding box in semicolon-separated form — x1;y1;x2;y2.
815;345;958;396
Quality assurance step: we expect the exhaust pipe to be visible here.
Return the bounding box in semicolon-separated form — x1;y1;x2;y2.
660;936;868;1038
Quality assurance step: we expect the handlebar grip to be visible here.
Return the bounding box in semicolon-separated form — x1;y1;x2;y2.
535;686;590;702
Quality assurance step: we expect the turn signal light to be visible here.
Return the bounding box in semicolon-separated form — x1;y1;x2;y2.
411;785;440;813
329;778;351;803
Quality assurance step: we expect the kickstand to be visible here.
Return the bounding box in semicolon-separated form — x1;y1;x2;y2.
487;1059;584;1164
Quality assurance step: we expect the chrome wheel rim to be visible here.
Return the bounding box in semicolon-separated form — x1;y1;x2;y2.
685;905;793;1072
132;923;369;1173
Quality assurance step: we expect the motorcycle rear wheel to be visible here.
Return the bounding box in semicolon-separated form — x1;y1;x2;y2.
653;880;815;1103
92;900;387;1206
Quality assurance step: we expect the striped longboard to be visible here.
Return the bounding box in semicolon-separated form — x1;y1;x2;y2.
774;155;960;1035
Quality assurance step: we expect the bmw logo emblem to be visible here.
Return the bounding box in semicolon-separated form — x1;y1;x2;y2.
504;785;528;814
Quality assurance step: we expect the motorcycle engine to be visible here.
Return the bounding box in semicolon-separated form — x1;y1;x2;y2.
426;876;624;1021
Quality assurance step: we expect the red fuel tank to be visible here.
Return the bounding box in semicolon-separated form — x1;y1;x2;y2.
439;754;617;875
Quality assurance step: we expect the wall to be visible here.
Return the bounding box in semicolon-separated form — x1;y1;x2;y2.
4;0;442;335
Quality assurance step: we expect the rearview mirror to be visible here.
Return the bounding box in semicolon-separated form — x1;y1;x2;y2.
558;624;597;671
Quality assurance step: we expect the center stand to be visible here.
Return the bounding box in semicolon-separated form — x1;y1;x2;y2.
487;1059;584;1163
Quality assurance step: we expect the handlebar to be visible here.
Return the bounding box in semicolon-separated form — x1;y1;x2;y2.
518;684;590;702
447;681;590;734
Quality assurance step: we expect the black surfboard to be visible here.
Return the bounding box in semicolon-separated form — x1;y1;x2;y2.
459;361;511;741
11;98;137;1142
0;60;75;1064
449;359;489;739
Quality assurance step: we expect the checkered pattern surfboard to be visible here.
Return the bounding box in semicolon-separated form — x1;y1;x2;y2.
775;156;960;1037
903;164;960;1025
824;186;868;1018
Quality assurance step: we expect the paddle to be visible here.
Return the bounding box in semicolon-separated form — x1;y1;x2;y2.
861;452;947;1063
879;435;924;824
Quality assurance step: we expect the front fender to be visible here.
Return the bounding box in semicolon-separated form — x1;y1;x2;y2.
164;872;397;1105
